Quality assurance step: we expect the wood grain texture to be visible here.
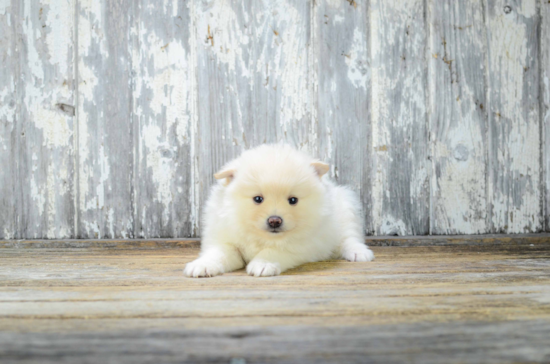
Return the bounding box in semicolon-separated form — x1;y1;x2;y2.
370;0;430;235
194;0;255;224
249;0;315;149
16;0;76;239
486;0;541;233
1;0;548;238
1;234;550;249
1;321;550;364
543;0;550;231
428;0;489;234
132;0;194;238
0;0;17;239
1;241;550;362
315;0;372;233
77;0;134;238
194;0;315;230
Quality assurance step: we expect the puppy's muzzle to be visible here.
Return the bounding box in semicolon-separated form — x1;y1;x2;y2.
267;216;283;229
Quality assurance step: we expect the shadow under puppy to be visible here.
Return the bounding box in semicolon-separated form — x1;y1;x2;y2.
184;144;374;278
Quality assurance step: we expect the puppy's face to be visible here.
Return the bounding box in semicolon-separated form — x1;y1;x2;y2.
215;149;329;240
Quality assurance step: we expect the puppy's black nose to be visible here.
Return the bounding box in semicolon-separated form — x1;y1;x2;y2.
267;216;283;228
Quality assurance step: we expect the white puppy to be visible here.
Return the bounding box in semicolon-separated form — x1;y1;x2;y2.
184;144;374;278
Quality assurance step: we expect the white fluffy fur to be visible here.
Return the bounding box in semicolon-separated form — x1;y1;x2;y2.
184;144;374;278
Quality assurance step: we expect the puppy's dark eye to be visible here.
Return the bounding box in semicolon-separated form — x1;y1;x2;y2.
288;197;298;205
253;196;264;204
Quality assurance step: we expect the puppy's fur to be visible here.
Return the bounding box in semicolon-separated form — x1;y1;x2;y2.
184;144;374;278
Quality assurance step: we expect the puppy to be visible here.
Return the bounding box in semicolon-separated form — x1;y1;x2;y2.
184;144;374;278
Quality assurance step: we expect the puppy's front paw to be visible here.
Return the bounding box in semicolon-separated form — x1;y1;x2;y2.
246;260;281;277
342;246;375;262
183;258;223;278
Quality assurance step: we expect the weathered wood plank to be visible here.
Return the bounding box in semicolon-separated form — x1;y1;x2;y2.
315;0;372;233
15;0;76;239
2;285;549;319
1;244;550;363
194;0;255;230
1;320;549;364
77;0;134;238
428;0;489;234
1;244;549;314
0;238;201;249
249;0;314;149
132;1;194;238
1;233;550;248
543;0;550;231
486;0;541;233
0;0;17;239
194;0;314;230
370;0;430;235
1;0;549;239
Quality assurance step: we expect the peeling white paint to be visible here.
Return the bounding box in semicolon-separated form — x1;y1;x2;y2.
2;228;13;240
0;85;15;128
14;0;76;239
77;7;102;231
428;0;489;234
276;1;310;126
188;0;200;236
2;0;547;239
199;1;249;75
371;0;392;232
488;15;528;120
516;0;536;18
46;167;56;238
141;32;191;145
30;108;72;148
130;0;196;236
44;0;74;76
107;208;115;238
22;0;73;147
370;0;428;235
379;216;407;236
487;0;540;233
22;0;44;81
77;11;99;215
30;178;46;217
0;0;10;14
433;140;486;233
78;110;91;212
142;124;174;226
83;221;100;238
325;126;333;158
247;0;311;145
95;144;110;210
333;14;344;24
78;0;108;57
344;29;368;90
325;0;342;8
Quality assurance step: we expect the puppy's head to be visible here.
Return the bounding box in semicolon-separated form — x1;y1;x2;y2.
214;145;329;240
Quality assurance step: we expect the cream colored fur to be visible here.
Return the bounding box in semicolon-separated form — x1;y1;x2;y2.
184;144;374;278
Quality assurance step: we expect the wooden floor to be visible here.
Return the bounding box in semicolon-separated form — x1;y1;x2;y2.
1;235;550;363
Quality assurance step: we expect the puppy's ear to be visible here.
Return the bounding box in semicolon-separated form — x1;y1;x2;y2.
311;161;329;178
214;169;235;185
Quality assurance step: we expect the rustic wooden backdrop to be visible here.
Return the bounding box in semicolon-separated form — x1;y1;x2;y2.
0;0;549;239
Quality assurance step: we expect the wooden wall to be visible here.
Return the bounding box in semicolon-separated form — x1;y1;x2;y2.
0;0;549;239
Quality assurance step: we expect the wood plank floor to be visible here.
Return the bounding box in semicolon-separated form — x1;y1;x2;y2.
1;236;550;363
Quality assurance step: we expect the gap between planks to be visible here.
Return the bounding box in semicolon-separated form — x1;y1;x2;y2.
1;234;549;249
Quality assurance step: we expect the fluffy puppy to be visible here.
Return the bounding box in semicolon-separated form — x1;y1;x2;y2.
184;144;374;278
